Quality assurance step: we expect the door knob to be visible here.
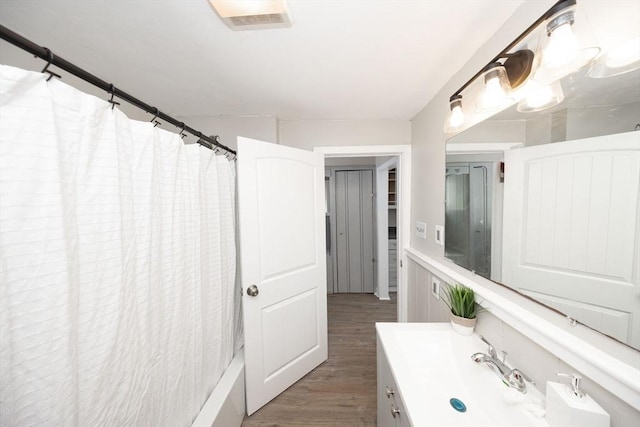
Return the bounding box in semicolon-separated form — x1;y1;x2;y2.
246;285;259;297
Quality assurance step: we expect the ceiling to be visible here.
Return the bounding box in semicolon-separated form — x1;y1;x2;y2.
0;0;525;120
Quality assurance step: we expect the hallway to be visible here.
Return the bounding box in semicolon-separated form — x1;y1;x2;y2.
242;293;397;426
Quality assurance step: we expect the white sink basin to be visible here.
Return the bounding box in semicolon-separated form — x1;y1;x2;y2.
377;323;549;427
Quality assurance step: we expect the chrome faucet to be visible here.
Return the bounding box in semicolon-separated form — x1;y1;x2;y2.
503;368;536;394
471;336;510;376
471;336;535;393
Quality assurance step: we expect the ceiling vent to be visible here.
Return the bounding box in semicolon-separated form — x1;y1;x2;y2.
209;1;292;31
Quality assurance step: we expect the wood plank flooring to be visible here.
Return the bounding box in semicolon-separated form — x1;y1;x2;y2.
241;293;397;427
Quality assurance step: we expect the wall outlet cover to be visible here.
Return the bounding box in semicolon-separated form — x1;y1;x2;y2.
435;225;444;246
431;277;440;299
415;221;427;239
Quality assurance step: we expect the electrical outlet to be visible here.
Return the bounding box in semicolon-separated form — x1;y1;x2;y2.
415;221;427;239
431;277;440;299
435;225;444;246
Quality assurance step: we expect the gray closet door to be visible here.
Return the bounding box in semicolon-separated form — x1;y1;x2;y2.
335;170;375;293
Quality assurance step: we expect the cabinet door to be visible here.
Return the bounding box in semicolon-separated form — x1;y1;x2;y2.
377;341;409;427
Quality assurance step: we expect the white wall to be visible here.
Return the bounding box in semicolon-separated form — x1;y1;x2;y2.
177;115;278;152
325;157;377;166
409;0;640;425
278;119;410;150
447;119;525;144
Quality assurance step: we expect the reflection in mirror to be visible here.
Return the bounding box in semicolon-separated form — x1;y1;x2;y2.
445;161;494;278
444;0;640;350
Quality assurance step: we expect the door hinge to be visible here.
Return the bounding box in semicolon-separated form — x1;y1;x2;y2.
400;260;403;268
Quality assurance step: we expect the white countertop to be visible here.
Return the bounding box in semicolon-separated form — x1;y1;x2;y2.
376;322;549;427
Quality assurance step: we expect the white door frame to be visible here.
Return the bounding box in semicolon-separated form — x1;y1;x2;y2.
326;165;377;295
376;157;399;300
314;145;411;322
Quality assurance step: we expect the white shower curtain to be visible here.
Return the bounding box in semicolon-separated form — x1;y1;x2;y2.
0;65;237;426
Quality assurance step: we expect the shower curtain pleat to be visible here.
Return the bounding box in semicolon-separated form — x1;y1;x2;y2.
0;65;237;427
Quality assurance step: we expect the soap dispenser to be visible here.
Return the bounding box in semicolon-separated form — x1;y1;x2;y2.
545;373;610;427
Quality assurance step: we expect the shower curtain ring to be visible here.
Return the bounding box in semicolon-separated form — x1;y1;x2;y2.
40;48;61;81
150;107;161;127
178;123;187;139
107;84;120;110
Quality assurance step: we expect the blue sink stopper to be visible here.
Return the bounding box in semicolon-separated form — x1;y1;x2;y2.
449;397;467;413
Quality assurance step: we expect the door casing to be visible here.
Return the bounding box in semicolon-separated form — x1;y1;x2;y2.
314;145;411;322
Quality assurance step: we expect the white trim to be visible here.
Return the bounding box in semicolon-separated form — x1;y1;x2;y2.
192;349;245;427
446;142;523;154
314;145;411;322
405;247;640;411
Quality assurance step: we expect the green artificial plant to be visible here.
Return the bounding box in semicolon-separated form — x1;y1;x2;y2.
441;283;479;319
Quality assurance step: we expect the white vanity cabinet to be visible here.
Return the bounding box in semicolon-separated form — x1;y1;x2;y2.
377;340;410;427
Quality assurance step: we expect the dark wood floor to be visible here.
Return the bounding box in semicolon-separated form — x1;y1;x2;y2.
242;293;397;427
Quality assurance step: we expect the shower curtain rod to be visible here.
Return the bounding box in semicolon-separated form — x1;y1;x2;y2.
0;24;236;156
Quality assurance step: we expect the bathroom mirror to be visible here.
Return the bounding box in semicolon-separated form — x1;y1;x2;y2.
445;1;640;350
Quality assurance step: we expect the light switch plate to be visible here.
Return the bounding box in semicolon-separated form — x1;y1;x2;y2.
431;277;440;299
435;225;444;246
415;221;427;239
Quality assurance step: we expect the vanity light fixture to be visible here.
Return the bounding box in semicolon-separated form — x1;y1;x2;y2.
443;0;599;134
589;37;640;78
444;95;465;133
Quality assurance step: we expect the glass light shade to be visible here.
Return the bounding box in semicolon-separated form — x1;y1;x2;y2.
443;96;465;133
449;104;464;128
532;5;600;84
517;80;564;112
476;64;513;112
589;37;640;78
543;22;579;68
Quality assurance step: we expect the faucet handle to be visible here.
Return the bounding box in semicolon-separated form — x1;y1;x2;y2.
479;335;497;358
504;368;535;393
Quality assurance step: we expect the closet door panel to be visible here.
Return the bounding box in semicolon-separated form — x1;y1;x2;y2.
335;171;350;293
346;171;364;292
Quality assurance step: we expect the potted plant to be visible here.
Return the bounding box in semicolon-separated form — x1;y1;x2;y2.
441;283;479;335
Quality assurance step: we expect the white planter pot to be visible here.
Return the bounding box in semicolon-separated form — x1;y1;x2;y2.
450;313;476;336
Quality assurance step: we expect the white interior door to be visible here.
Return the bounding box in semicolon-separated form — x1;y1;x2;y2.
237;137;328;415
502;132;640;347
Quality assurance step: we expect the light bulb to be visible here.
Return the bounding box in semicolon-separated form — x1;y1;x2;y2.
528;84;553;108
589;37;640;78
606;38;640;69
482;75;508;109
449;104;464;128
517;80;564;113
544;22;580;68
444;95;465;133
